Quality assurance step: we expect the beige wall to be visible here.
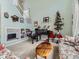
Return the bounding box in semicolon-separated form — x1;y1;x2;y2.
0;0;31;46
28;0;73;36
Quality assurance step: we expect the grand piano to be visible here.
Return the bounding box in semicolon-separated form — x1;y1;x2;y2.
26;28;50;44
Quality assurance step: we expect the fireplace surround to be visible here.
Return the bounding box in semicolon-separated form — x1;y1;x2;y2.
7;29;20;41
4;28;28;46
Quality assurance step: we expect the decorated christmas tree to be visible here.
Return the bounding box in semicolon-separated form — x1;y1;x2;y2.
54;11;64;32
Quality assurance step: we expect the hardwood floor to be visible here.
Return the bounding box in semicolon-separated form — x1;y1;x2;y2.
7;36;60;59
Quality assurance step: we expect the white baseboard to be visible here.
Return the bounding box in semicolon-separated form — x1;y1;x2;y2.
6;38;27;47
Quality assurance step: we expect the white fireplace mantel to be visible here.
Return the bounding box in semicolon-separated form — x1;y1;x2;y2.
1;27;27;46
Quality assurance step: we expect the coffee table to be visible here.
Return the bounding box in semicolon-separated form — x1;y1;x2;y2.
35;42;53;59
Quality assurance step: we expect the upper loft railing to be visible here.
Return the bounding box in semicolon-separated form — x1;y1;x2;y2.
13;0;31;21
13;0;24;16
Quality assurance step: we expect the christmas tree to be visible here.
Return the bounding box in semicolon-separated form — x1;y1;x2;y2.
54;11;64;32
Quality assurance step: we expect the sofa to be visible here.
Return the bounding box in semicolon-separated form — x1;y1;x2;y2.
59;36;79;59
0;44;20;59
0;44;30;59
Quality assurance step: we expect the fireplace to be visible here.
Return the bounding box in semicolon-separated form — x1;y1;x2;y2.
7;28;21;41
7;33;16;41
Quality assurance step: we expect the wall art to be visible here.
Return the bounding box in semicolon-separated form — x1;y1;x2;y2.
34;21;38;27
11;15;19;22
43;16;49;22
4;12;9;18
20;17;24;23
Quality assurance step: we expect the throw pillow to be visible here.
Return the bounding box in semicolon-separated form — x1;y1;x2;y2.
64;35;75;42
0;44;5;51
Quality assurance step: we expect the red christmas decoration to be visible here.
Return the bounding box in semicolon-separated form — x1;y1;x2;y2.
57;33;63;39
48;31;55;38
0;44;5;51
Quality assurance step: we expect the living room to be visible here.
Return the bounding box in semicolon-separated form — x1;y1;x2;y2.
0;0;79;59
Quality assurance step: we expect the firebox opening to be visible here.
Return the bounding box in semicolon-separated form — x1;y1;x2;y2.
7;33;16;41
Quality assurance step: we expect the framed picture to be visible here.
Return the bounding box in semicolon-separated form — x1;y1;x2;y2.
21;29;25;38
34;21;38;27
43;16;49;22
20;17;24;23
11;15;19;22
4;12;9;18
